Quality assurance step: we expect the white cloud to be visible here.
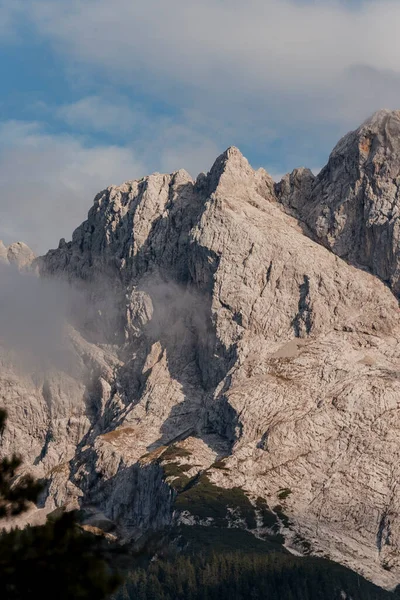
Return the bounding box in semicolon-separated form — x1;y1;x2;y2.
2;1;399;253
0;0;24;40
159;136;220;177
57;96;142;133
0;115;223;254
0;121;146;253
140;118;222;177
57;97;222;177
22;0;400;125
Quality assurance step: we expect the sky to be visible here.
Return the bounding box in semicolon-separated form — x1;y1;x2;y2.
1;0;400;252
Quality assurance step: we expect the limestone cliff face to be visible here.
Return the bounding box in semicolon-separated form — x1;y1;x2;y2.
2;114;400;588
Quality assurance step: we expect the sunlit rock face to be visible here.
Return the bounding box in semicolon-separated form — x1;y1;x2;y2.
0;241;35;269
3;113;400;589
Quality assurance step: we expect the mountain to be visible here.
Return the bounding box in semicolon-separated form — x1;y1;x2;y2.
2;112;400;594
0;241;35;269
277;109;400;295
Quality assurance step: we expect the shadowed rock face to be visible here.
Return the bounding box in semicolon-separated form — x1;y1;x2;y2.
3;115;400;589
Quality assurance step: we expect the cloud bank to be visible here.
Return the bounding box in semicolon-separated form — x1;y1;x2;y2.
0;262;70;371
0;121;145;252
22;0;400;124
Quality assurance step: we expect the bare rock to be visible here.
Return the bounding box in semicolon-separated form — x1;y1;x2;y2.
7;242;35;270
0;241;8;263
277;109;400;296
0;240;35;270
3;120;400;590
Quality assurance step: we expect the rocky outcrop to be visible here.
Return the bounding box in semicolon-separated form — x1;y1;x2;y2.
2;117;400;589
0;241;35;270
7;242;36;270
276;109;400;296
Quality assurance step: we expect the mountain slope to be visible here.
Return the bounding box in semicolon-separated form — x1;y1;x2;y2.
1;114;400;591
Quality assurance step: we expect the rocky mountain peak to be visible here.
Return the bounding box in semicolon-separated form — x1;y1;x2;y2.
204;146;276;207
204;146;253;195
0;241;35;270
4;111;400;591
209;146;249;174
331;108;400;172
360;107;400;131
276;109;400;296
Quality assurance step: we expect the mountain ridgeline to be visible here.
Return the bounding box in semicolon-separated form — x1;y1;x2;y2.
2;110;400;597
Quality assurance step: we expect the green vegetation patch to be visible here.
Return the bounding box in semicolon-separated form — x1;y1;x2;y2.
157;444;194;493
48;462;69;477
113;543;396;600
162;462;192;493
212;459;229;471
255;497;278;529
278;487;292;500
159;445;192;461
100;427;137;442
292;533;312;555
273;505;291;529
254;497;285;544
173;525;285;555
175;474;257;529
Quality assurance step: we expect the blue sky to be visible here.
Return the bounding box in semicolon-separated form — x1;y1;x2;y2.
1;0;400;251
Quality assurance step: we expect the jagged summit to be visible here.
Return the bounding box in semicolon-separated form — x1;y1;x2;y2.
204;145;275;202
208;146;247;174
360;107;400;129
329;108;400;166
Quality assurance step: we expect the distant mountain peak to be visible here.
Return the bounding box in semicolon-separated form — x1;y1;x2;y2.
0;240;35;270
360;107;400;129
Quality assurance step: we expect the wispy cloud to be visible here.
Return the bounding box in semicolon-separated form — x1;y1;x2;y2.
20;0;400;125
0;0;23;40
57;97;222;177
57;96;142;134
4;0;399;177
1;0;400;252
0;121;146;252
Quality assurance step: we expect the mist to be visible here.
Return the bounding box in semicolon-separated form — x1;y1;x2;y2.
0;262;73;372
